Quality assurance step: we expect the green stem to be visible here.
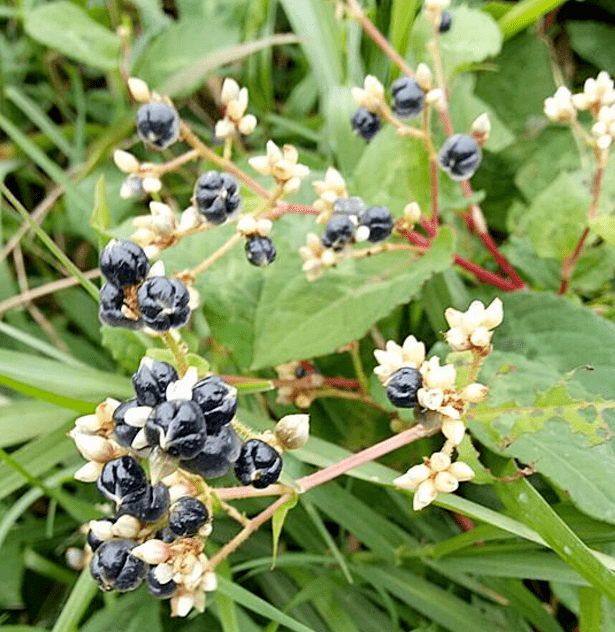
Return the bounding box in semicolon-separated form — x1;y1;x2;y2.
162;331;189;376
52;569;99;632
348;341;370;394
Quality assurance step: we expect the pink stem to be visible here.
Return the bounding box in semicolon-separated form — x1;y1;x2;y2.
453;255;516;292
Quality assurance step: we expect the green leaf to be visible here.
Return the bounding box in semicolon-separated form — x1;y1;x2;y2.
0;400;74;448
567;21;615;77
271;493;299;566
24;2;120;70
90;175;111;245
498;0;568;39
101;326;149;374
251;227;454;369
516;171;589;261
579;587;603;632
589;215;615;246
52;569;99;632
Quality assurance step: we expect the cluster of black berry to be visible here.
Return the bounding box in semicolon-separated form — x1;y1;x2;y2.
386;367;423;408
193;171;242;225
320;197;394;251
99;240;191;332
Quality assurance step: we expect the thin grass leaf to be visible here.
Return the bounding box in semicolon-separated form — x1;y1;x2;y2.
51;569;99;632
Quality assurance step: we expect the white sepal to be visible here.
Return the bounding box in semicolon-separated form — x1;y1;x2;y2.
131;539;170;564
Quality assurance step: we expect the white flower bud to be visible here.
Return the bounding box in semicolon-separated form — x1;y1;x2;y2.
131;539;171;564
74;460;104;482
65;547;87;570
179;206;202;232
89;519;114;541
448;461;475;481
154;562;175;585
471;113;491;137
483;297;503;329
215;118;234;140
202;570;218;592
131;428;150;450
227;97;247;121
413;479;438;510
237;215;257;236
415;64;433;92
112;514;141;539
461;383;489;403
441;418;466;445
275;414;310;450
221;78;240;104
355;225;370;242
173;594;195;618
124;406;153;428
283;177;302;195
434;471;459;493
394;463;431;490
403;202;421;224
75;413;102;433
248;155;272;176
114;149;140;173
444;307;463;329
426;88;445;108
418;387;444;411
74;433;115;462
238;114;257;135
429;451;451;472
142;176;162;193
128;77;151;103
256;219;272;237
470;326;492;348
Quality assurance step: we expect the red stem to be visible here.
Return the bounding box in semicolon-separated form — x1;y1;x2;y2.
429;158;440;233
453;255;516;292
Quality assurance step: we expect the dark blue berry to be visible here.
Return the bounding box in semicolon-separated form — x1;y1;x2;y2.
97;456;149;507
321;215;356;251
133;483;171;523
180;425;242;479
191;376;238;433
137;277;191;332
155;527;177;543
245;236;276;267
99;282;142;330
193;171;241;224
146;567;177;599
360;206;394;242
132;360;178;407
145;400;207;459
439;11;452;32
438;134;481;181
112;398;141;448
234;439;282;489
100;240;149;289
90;539;147;592
391;77;424;119
351;108;381;141
137;102;179;150
386;367;422;408
168;497;209;537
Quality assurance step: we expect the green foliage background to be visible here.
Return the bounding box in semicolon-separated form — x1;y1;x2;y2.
2;0;615;630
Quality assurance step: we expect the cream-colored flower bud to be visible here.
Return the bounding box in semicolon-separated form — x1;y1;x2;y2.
441;418;466;445
124;405;152;428
283;177;302;195
434;471;459;493
112;514;141;539
256;219;273;237
221;78;240;104
248;155;271;175
131;428;150;450
470;326;492;348
448;461;475;481
150;201;173;218
202;570;218;592
416;64;433;92
74;460;104;482
429;451;451;472
571;93;590;111
214;119;234;140
114;149;140;173
238;114;257;135
153;562;175;585
472;113;491;137
355;225;370;242
173;594;195;618
413;478;438;510
65;547;87;570
74;433;115;462
131;539;171;564
89;519;114;541
418;387;444;411
364;75;385;101
445;327;470;351
394;463;431;490
237;215;257;236
483;297;504;329
275;414;310;450
597;134;612;150
227;95;247;121
178;207;202;232
461;383;489;403
351;86;366;107
128;77;151;103
426;88;445;109
444;306;463;329
142;176;162;193
403;202;421;224
75;413;102;433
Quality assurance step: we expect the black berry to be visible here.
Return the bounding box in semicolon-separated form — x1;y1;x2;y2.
87;518;113;552
193;171;241;225
321;215;356;251
386;367;423;408
137;102;179;150
234;439;282;489
191;375;238;433
438;134;481;181
112;398;141;448
351;108;381;140
133;483;171;523
245;236;276;267
99;282;142;330
100;240;149;289
360;206;394;242
180;424;242;479
146;567;177;599
97;456;149;507
391;77;424;119
137;277;191;332
90;539;147;592
168;497;209;537
439;11;452;32
132;360;178;407
144;400;207;459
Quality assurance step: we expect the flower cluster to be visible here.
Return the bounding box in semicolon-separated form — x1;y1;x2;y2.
70;356;310;616
312;167;349;225
215;78;257;140
376;298;503;510
248;141;310;195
